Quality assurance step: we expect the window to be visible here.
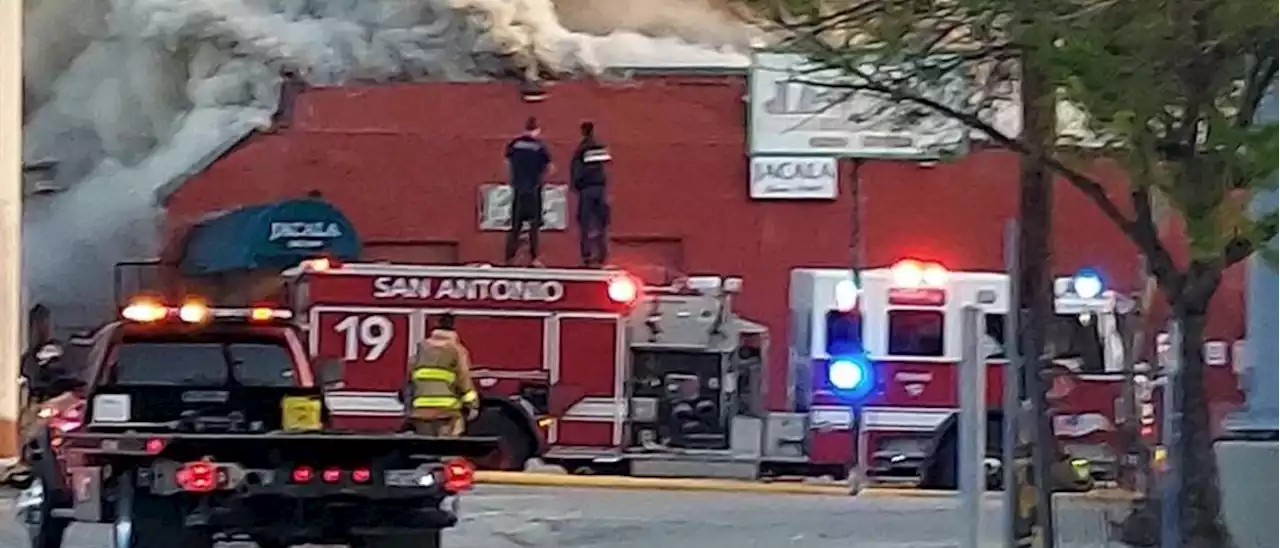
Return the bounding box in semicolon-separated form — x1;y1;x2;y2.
1046;313;1105;373
984;314;1007;359
825;310;863;356
114;342;227;386
112;337;295;387
887;310;945;356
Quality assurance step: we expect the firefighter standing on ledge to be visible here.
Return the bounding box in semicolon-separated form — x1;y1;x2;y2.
404;313;479;436
570;121;612;267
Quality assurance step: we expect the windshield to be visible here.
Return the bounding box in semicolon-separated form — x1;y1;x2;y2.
981;313;1105;372
112;338;296;387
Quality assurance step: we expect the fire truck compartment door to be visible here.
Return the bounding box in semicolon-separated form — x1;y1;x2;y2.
555;315;625;447
449;314;546;393
310;308;413;414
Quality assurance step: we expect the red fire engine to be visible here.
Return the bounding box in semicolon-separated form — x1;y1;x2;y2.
790;258;1157;486
281;259;870;479
272;256;1161;486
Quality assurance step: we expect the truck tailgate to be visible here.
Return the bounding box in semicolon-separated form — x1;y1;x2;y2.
67;432;499;462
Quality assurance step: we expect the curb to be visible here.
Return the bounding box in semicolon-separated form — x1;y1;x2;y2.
474;472;1142;501
475;471;851;496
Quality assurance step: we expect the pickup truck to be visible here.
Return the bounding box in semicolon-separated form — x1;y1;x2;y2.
17;300;497;548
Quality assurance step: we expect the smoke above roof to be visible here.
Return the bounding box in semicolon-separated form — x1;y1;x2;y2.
20;0;753;320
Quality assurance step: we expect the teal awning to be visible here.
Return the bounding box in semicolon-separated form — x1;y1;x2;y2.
179;199;361;276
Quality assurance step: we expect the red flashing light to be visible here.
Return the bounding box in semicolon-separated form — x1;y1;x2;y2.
301;257;337;272
607;276;639;304
352;467;372;484
891;259;948;289
144;438;166;455
322;467;342;483
177;461;218;493
443;458;475;493
291;465;314;483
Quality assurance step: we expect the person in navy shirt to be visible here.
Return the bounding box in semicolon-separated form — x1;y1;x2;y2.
503;117;553;266
570;121;612;267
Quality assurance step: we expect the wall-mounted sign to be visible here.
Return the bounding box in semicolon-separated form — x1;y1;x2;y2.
372;276;565;303
478;183;568;231
749;52;970;158
268;221;344;249
749;156;838;199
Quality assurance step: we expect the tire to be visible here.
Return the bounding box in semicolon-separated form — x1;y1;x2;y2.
351;530;441;548
112;472;213;548
468;407;532;471
22;476;69;548
23;428;70;548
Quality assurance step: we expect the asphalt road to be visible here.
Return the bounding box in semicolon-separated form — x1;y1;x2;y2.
0;486;1129;548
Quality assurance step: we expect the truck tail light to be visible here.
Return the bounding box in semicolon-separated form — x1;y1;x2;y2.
322;467;342;483
144;438;166;455
443;458;475;493
352;467;372;484
177;461;218;493
291;465;314;483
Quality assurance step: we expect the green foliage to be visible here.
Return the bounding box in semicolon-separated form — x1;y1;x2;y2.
743;0;1279;273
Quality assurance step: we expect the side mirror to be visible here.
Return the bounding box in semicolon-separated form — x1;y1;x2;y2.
316;358;345;391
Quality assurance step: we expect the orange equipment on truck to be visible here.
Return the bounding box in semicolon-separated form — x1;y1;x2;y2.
281;259;859;480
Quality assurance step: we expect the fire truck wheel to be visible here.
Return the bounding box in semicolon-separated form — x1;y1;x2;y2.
351;530;440;548
468;407;532;471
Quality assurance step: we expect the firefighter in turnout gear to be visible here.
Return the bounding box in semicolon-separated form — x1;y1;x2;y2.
405;313;479;436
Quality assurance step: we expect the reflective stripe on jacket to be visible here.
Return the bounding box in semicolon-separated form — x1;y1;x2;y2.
408;330;478;411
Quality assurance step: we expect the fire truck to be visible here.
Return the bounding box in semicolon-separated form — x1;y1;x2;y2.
280;259;864;479
790;258;1157;487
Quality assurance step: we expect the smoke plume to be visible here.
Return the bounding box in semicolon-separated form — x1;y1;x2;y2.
21;0;752;325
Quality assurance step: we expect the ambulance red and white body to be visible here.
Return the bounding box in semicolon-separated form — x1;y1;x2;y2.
789;259;1156;483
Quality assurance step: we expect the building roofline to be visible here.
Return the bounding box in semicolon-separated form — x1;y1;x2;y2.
602;65;748;77
152;126;260;207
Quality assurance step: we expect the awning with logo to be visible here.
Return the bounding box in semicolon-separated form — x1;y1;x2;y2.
179;199;361;276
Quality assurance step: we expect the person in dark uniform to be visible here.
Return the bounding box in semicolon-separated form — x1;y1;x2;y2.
503;117;554;267
570;121;612;267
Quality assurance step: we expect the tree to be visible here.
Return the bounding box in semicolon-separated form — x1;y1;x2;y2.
734;1;1278;547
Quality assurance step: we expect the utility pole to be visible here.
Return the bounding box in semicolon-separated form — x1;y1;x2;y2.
0;0;24;459
1016;54;1058;548
850;159;865;283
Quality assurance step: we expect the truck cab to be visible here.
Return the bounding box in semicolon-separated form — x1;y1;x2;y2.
19;297;492;548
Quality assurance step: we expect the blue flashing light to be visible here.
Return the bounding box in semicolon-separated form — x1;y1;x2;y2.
829;360;864;390
827;354;875;401
1072;268;1104;299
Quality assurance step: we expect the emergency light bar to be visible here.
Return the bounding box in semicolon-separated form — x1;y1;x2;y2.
887;259;948;306
121;298;293;324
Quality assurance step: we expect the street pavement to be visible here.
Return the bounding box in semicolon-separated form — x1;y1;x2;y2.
0;486;1129;547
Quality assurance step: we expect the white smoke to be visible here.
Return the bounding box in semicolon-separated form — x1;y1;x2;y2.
21;0;752;323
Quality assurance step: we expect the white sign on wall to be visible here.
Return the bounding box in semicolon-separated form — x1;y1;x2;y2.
749;52;970;158
749;156;839;199
478;183;568;231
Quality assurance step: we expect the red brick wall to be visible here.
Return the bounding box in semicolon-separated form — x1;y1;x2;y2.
164;74;1241;410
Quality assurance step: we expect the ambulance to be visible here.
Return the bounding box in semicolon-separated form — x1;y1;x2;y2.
789;258;1158;486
